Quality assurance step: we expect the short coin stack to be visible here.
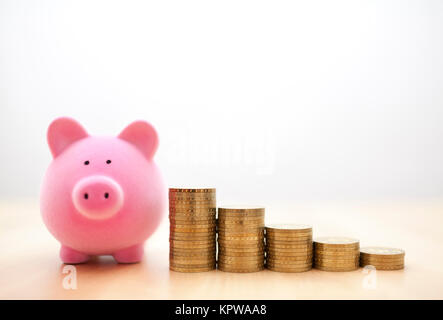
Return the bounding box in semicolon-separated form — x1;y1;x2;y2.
314;237;360;272
169;188;216;272
217;206;265;273
360;247;405;270
265;224;313;273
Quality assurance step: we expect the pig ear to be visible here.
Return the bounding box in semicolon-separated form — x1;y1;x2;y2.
118;121;159;160
47;117;89;158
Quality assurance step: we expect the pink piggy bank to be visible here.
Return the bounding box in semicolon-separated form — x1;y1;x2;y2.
40;117;165;264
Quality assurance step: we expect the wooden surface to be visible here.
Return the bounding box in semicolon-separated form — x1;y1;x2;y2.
0;199;442;300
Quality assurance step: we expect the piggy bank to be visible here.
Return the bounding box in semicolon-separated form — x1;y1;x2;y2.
40;117;165;264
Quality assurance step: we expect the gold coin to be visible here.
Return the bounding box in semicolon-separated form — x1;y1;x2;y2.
219;241;263;247
360;261;404;268
360;255;404;262
169;194;215;199
170;225;216;232
170;248;216;256
218;235;263;241
315;248;360;254
266;258;312;265
168;197;217;202
170;250;216;257
314;256;359;262
219;254;264;261
170;260;216;266
218;216;266;222
266;251;313;258
266;264;312;273
266;234;312;241
266;246;313;253
169;213;217;224
171;221;216;228
217;265;264;273
170;257;215;264
170;241;215;249
169;194;216;200
170;266;215;273
314;237;359;246
218;205;265;212
266;224;312;232
169;188;216;193
218;227;264;234
266;242;313;249
359;262;404;270
218;229;264;236
218;219;264;226
266;253;312;260
267;238;312;244
314;262;359;269
360;246;405;257
314;265;359;272
218;259;264;265
170;221;216;227
360;253;405;262
170;234;215;241
170;205;216;210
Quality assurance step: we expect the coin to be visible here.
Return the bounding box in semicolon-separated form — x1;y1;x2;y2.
169;194;216;200
267;252;313;259
266;224;312;232
219;246;265;253
218;265;265;273
266;234;312;241
314;265;359;272
218;235;263;241
170;250;216;257
360;264;404;270
218;205;265;212
314;237;359;247
170;257;215;264
169;188;216;193
218;219;264;226
170;225;216;232
170;241;216;249
170;234;216;241
170;247;216;255
218;216;266;222
266;258;312;265
266;264;312;273
170;220;216;227
360;246;405;257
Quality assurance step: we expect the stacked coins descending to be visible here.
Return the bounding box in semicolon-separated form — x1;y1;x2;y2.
169;188;216;272
314;237;360;272
217;206;265;273
360;247;405;270
265;224;313;273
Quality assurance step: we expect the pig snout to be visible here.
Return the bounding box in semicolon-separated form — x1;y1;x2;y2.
72;176;124;219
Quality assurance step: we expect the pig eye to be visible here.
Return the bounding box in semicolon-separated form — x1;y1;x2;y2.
106;160;112;164
84;160;90;165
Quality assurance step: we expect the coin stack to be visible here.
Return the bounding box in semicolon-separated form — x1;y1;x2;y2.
265;224;313;273
314;237;360;272
217;206;265;273
169;188;216;272
360;247;405;270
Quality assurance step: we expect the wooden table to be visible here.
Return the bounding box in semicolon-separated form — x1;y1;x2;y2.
1;199;442;299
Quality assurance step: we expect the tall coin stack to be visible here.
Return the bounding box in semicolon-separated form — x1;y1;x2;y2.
217;206;265;273
169;188;216;272
265;224;313;273
360;247;405;270
314;237;360;272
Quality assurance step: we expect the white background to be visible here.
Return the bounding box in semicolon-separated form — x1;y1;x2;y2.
1;0;442;205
